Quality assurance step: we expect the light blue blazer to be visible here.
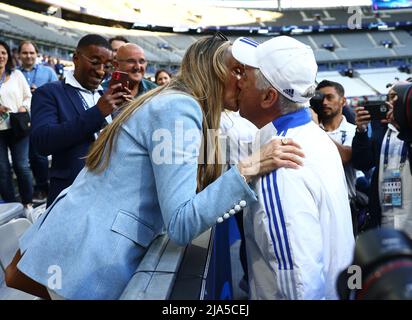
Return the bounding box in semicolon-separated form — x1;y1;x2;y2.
18;92;258;299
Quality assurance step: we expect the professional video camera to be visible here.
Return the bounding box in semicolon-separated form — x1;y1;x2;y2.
337;228;412;300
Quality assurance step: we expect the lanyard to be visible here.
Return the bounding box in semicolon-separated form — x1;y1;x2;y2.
340;130;347;145
383;129;408;170
21;67;38;87
0;71;6;89
76;89;104;110
77;90;93;110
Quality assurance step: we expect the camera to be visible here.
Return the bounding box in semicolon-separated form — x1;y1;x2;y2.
392;82;412;174
337;228;412;300
393;83;412;143
358;96;389;121
309;91;325;116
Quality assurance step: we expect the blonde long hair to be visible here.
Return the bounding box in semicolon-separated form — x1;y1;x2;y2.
85;37;230;191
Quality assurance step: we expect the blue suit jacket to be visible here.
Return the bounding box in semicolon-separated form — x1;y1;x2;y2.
30;80;106;206
19;92;258;299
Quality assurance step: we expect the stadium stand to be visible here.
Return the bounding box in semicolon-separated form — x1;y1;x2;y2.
2;2;412;74
358;67;412;94
317;70;378;97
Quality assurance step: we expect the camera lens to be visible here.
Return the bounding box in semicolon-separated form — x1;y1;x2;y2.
393;83;412;142
309;91;325;115
358;259;412;299
345;228;412;300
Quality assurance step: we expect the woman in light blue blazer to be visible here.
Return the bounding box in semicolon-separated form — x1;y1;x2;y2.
7;34;303;299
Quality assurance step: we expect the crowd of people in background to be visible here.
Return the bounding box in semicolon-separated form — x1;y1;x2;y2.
0;35;173;212
0;40;32;215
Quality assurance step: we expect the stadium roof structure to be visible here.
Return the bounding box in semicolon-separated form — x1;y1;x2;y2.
36;0;375;29
201;0;372;9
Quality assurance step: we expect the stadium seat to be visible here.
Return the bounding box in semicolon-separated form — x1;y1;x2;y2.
0;218;39;300
0;218;31;270
0;274;39;300
0;203;25;226
120;234;185;300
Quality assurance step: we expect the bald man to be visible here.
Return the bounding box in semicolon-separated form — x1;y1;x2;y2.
112;43;156;98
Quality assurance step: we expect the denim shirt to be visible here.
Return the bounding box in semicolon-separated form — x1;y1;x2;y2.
19;64;58;89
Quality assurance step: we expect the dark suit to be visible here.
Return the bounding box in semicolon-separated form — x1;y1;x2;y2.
352;121;387;229
30;80;106;206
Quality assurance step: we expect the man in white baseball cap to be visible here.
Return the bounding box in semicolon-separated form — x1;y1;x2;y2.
232;36;318;127
231;36;355;300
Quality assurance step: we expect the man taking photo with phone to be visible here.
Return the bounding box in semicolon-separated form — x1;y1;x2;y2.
315;80;361;234
352;81;412;236
110;43;156;102
31;34;126;208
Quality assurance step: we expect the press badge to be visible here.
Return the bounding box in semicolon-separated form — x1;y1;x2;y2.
382;170;402;208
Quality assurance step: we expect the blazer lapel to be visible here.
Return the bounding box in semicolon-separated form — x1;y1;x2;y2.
62;82;86;116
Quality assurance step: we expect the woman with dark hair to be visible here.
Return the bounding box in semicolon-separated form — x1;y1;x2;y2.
154;68;172;86
0;40;33;214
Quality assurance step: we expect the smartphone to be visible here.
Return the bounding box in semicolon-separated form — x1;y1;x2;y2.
363;100;389;121
109;71;130;93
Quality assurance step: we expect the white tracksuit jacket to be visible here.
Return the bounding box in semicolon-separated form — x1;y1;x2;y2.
244;108;355;300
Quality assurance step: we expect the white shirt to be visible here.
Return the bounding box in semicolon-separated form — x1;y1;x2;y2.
220;110;258;166
65;71;112;125
0;70;32;131
321;116;359;198
244;108;354;300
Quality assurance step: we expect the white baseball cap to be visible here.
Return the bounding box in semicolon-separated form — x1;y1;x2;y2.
232;36;318;103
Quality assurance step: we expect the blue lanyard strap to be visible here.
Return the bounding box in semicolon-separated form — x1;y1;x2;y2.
340;130;347;145
76;89;104;110
76;90;92;110
384;129;409;170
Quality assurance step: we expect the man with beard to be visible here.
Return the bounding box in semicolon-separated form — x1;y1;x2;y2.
31;34;126;207
316;80;359;231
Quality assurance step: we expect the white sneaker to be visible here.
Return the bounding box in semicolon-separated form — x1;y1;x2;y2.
24;204;34;221
24;204;45;223
31;204;46;222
